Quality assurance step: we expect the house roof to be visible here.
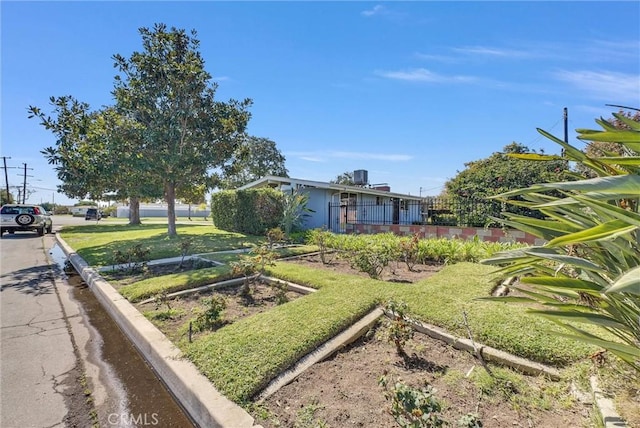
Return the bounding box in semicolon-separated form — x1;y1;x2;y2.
238;175;423;201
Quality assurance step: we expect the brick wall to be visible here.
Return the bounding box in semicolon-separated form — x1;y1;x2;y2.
347;224;545;246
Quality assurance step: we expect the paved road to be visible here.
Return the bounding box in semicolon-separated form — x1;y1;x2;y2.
1;215;95;427
1;215;194;428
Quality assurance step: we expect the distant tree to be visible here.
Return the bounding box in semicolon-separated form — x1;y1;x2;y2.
1;189;14;205
177;184;207;220
112;24;252;236
330;171;355;185
216;136;288;189
445;143;570;223
445;143;568;199
577;110;640;178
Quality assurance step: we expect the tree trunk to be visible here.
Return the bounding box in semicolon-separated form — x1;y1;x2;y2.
166;182;177;237
129;197;141;225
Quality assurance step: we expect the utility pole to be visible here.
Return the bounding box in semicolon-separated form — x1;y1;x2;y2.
20;163;34;204
562;107;568;157
2;157;11;203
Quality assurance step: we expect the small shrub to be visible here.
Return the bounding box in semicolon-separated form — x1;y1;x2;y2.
154;289;172;312
399;233;420;271
308;228;336;264
266;227;285;249
271;281;289;305
379;377;446;428
178;237;194;268
382;299;414;356
192;296;227;332
347;246;393;279
112;243;151;273
230;245;277;295
458;413;483;427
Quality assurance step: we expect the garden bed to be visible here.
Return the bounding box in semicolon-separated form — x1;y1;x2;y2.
285;253;442;283
254;322;593;428
138;280;304;343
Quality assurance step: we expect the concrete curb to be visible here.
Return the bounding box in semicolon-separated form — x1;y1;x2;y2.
590;376;628;427
406;316;561;380
138;275;317;305
56;236;256;428
97;254;222;272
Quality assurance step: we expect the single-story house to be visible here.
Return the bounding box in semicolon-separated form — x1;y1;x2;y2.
238;175;424;233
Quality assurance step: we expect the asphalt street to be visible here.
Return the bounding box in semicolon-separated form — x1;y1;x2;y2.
1;214;194;428
1;215;95;427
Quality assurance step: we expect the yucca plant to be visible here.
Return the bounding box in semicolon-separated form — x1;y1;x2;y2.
481;109;640;371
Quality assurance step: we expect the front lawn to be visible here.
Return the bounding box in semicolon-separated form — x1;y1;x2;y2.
60;223;262;266
60;224;597;407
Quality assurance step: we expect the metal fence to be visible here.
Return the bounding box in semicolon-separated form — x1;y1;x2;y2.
328;197;505;232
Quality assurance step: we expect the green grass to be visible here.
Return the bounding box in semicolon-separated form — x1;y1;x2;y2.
62;227;595;406
119;265;234;302
118;244;320;302
183;261;593;403
60;223;263;266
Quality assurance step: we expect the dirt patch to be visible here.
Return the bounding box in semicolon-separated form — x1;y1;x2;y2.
255;323;592;428
253;256;592;427
284;253;442;283
137;281;302;342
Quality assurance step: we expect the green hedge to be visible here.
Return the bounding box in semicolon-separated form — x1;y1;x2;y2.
211;188;283;235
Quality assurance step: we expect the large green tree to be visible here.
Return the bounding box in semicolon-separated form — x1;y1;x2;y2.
216;136;288;189
112;24;252;236
30;99;162;225
444;142;570;224
445;142;568;199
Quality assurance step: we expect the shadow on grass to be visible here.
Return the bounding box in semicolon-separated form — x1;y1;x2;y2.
63;223;264;266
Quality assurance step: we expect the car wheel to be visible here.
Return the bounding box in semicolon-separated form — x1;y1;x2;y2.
16;213;35;226
37;227;44;236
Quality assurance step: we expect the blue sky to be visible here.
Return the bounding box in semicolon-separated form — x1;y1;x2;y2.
2;1;639;205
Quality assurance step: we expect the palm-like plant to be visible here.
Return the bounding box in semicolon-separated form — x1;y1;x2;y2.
481;110;640;371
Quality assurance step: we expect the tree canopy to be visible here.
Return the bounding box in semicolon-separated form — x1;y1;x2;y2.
216;136;288;189
30;24;252;236
444;142;569;199
112;24;252;235
330;171;355;185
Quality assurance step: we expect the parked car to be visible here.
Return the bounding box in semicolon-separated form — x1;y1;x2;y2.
0;204;53;237
85;208;102;220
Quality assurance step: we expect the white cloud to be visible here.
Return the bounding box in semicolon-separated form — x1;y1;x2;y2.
553;69;640;103
452;46;531;59
376;68;477;84
211;75;229;82
413;52;459;63
361;5;385;17
300;156;324;162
